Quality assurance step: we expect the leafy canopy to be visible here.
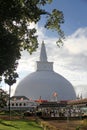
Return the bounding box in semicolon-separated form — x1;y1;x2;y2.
0;88;8;108
0;0;64;85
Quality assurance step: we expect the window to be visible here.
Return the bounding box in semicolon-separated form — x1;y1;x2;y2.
24;103;26;106
16;103;18;106
19;103;22;106
12;103;14;106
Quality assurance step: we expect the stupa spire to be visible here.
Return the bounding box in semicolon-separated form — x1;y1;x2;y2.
36;41;53;71
40;41;47;62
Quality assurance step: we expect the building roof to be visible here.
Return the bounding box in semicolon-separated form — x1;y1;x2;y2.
38;101;67;108
11;96;29;100
68;98;87;105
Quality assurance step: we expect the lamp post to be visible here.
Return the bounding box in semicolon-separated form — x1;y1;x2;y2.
9;85;11;120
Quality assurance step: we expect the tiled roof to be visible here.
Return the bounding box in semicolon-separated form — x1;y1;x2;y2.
68;98;87;105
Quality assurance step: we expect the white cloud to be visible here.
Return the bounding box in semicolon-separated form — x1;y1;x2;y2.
17;27;87;86
65;27;87;54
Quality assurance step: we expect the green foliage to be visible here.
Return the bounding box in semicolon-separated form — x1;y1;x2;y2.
45;9;65;42
0;89;8;108
4;71;18;86
0;0;64;85
76;126;81;130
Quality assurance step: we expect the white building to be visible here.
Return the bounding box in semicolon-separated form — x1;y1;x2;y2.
14;42;76;100
7;96;37;111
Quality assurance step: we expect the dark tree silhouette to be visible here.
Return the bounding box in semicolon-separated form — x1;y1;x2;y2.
0;0;64;83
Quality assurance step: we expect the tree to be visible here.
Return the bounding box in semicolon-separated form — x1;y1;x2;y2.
0;0;64;83
4;71;18;119
0;88;8;108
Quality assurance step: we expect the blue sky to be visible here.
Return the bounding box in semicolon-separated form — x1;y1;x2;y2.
1;0;87;98
39;0;87;35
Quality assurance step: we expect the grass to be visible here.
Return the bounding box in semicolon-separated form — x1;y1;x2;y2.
0;119;43;130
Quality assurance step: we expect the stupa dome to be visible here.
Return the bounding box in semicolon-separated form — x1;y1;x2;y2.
14;42;76;100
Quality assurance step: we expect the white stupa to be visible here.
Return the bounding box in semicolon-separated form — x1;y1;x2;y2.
14;42;76;100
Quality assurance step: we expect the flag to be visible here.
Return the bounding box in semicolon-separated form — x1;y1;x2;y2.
53;92;58;97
